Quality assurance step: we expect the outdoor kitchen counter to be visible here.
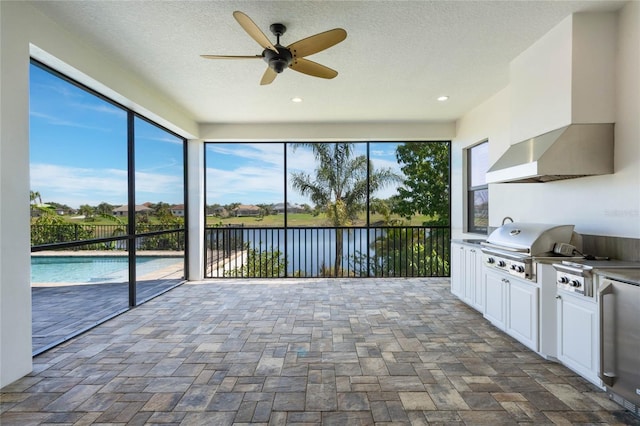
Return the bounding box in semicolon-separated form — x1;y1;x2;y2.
451;239;485;247
595;267;640;285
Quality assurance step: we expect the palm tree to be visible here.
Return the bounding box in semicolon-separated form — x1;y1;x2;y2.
290;143;399;276
30;190;42;206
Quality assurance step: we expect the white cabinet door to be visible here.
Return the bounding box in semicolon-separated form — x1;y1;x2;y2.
557;292;600;385
450;243;465;298
451;243;485;313
483;268;506;329
506;277;539;352
467;247;484;311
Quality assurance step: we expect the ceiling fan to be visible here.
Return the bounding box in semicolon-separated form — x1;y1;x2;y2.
201;11;347;85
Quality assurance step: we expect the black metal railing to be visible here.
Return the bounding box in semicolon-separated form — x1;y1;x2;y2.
31;224;183;249
31;226;185;253
204;226;450;278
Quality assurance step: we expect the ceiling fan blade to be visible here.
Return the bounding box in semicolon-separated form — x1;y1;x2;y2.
233;11;278;53
290;58;338;79
260;67;278;85
287;28;347;58
201;55;262;60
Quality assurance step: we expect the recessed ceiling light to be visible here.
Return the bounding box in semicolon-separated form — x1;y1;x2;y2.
291;97;303;103
437;96;449;102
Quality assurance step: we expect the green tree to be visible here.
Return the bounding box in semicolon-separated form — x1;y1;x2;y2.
290;142;399;276
225;245;287;278
31;206;93;245
369;197;403;226
394;142;450;225
206;203;223;216
152;202;172;219
30;190;42;206
78;204;95;221
257;203;275;217
95;202;114;215
371;228;449;276
47;201;73;215
225;202;241;213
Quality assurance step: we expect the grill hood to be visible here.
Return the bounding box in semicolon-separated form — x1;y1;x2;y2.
482;222;575;255
486;123;614;183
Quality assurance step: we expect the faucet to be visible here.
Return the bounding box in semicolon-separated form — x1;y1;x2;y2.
502;216;514;225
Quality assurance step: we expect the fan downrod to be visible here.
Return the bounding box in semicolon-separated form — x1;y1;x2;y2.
263;23;291;73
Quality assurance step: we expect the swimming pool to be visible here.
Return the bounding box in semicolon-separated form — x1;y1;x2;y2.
31;256;183;283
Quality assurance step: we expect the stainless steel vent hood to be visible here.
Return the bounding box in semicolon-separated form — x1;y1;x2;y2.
486;123;614;183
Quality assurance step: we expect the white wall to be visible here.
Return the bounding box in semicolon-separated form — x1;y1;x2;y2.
509;15;573;141
0;1;199;388
0;1;33;388
187;140;205;281
452;88;511;238
509;13;617;142
199;122;456;142
452;4;640;239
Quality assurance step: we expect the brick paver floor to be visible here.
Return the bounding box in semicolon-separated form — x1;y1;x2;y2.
2;278;638;425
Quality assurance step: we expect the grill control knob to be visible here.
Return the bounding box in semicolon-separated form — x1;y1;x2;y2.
558;276;569;284
570;280;581;288
514;265;524;273
486;257;495;264
497;260;507;267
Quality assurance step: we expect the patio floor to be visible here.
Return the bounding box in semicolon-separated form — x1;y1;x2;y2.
2;278;638;425
32;278;183;354
31;253;185;354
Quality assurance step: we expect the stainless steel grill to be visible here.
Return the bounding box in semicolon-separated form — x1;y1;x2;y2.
553;259;640;298
481;222;578;281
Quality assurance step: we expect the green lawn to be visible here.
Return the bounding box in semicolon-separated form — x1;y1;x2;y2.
40;212;436;227
206;213;435;227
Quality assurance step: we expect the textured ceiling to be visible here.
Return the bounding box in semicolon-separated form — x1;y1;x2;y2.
30;1;626;125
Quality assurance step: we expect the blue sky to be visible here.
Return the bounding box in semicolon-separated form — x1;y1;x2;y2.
29;64;184;209
205;142;405;206
30;63;409;210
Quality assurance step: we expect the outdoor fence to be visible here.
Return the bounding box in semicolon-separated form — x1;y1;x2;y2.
205;225;450;278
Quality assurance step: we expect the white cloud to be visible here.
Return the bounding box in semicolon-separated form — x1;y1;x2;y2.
30;163;183;208
207;143;284;168
135;170;183;198
206;165;284;204
205;142;405;205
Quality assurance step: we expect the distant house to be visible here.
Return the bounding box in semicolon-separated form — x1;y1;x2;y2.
112;204;152;217
234;204;261;217
30;203;64;218
170;204;185;217
272;202;305;214
30;205;45;218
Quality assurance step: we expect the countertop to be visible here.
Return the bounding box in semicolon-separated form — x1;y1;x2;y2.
451;239;485;247
595;268;640;285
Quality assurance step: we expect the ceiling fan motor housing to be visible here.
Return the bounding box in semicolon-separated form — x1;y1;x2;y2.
263;45;292;73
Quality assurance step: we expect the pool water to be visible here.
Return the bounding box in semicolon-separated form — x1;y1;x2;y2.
31;256;183;283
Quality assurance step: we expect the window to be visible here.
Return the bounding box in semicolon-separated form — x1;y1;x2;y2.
29;60;187;353
204;141;451;278
467;141;488;234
